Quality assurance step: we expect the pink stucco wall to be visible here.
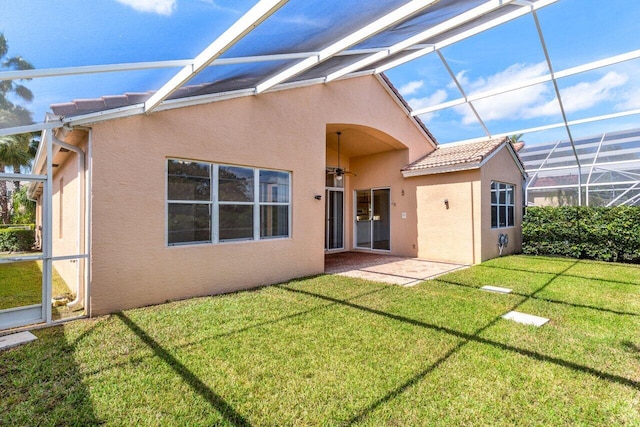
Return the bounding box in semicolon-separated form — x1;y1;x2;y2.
406;144;524;265
87;75;432;314
480;146;525;261
50;143;87;297
412;169;481;265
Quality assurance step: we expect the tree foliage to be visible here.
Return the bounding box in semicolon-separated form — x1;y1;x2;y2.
11;186;35;224
0;32;36;224
0;32;34;128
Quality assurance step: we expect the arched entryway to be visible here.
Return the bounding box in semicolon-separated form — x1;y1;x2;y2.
325;124;409;254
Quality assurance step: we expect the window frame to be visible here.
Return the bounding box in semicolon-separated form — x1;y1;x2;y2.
490;181;515;229
166;158;291;246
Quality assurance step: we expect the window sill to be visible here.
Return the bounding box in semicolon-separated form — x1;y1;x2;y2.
167;237;292;248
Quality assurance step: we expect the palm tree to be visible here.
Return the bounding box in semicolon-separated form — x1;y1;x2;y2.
0;32;35;223
509;134;524;144
0;135;32;223
0;32;34;128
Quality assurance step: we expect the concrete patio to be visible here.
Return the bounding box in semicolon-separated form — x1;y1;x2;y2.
324;251;468;286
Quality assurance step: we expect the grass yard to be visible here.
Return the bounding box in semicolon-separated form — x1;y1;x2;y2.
0;260;74;310
1;255;639;425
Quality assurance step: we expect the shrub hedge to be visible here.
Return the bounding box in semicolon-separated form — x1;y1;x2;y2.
523;206;640;263
0;227;36;252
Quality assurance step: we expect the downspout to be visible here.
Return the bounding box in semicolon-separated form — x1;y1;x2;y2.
84;129;91;317
52;133;85;310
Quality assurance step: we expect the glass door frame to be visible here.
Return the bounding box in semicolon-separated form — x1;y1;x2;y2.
353;187;391;252
325;187;345;252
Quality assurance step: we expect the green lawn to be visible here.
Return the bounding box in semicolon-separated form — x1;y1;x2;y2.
1;255;639;425
0;260;74;310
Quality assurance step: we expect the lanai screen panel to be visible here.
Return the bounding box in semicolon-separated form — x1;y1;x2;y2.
1;0;639;155
521;128;640;206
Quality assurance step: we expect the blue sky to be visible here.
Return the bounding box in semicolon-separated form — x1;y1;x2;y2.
1;0;639;145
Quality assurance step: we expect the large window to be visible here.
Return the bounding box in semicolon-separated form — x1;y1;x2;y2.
167;159;290;245
491;181;515;228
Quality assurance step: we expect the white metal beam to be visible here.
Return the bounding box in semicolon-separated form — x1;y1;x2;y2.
436;50;491;137
531;9;582;205
0;46;431;81
376;0;558;75
254;0;439;94
0;121;62;137
585;132;606;205
444;108;640;146
144;0;288;113
326;0;516;83
412;47;640;117
0;60;191;80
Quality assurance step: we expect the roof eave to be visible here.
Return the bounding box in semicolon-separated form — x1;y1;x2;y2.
402;161;481;178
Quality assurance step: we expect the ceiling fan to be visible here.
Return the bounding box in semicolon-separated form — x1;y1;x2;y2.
328;131;356;180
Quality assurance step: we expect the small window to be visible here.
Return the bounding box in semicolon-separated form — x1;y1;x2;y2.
491;181;515;229
259;170;289;238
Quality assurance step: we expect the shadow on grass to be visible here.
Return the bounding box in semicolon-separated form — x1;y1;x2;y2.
116;312;252;427
476;261;640;287
434;277;640;317
278;259;640;424
82;286;391;379
0;326;102;426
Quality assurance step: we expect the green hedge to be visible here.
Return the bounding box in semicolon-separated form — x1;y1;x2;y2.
0;228;36;252
523;206;640;263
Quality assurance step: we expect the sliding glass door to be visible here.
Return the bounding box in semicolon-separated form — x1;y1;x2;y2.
355;188;390;250
325;189;344;250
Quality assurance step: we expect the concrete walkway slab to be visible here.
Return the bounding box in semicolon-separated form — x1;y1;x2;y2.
502;311;550;327
481;285;512;294
0;331;37;351
325;252;467;286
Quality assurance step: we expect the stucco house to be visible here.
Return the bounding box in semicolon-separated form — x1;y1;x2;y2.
30;74;525;316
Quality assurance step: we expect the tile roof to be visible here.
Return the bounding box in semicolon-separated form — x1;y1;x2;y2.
51;92;153;117
49;84;216;117
403;137;509;173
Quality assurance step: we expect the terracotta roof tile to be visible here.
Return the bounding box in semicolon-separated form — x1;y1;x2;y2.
103;95;130;108
50;92;154;117
512;141;525;152
50;102;78;116
403;137;508;172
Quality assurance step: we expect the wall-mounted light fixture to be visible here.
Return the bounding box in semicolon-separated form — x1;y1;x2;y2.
443;198;449;209
401;189;405;196
315;194;322;200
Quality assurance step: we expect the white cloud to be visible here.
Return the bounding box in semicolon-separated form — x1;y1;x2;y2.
197;1;246;14
399;80;424;96
524;71;628;119
115;0;176;15
451;62;629;125
407;89;448;112
617;86;640;110
453;62;549;125
406;89;448;122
